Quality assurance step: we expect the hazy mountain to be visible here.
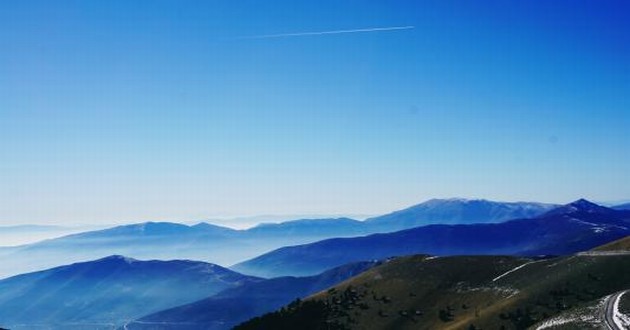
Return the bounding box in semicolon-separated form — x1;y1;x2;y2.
0;224;66;231
0;224;101;247
613;202;630;210
232;200;630;277
0;222;244;278
364;198;558;231
206;214;373;229
72;221;237;237
0;218;365;278
0;255;260;329
246;218;366;237
235;251;630;330
126;261;380;330
0;199;556;278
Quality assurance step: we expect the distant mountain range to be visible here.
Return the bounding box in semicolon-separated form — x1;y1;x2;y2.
0;198;558;278
0;219;362;278
232;200;630;277
234;238;630;330
0;199;627;329
0;256;260;329
127;261;381;330
0;224;100;247
364;198;557;231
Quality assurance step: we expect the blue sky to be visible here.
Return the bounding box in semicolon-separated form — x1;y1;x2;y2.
1;1;629;225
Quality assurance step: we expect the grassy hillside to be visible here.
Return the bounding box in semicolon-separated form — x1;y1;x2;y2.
592;235;630;251
127;261;380;330
236;254;630;330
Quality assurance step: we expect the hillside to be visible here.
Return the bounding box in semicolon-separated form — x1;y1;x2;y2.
592;236;630;252
235;253;630;330
126;261;381;330
233;200;630;277
0;255;260;329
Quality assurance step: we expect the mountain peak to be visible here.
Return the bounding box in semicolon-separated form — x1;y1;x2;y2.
570;198;596;206
191;222;236;232
566;199;604;211
98;255;137;264
541;199;615;218
425;198;474;204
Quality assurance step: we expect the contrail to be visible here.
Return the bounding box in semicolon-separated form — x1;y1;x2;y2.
240;25;414;39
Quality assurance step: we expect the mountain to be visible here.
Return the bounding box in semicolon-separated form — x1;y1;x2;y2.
126;261;380;330
0;218;367;279
206;214;373;229
232;200;630;277
364;198;557;231
0;255;260;329
0;222;244;278
0;224;97;247
614;202;630;210
247;217;366;237
235;251;630;330
71;221;237;237
249;199;557;235
0;199;555;279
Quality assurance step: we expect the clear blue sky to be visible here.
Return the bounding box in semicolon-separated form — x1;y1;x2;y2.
1;1;629;225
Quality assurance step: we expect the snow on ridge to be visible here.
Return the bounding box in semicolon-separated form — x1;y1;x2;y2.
534;298;605;330
566;217;600;227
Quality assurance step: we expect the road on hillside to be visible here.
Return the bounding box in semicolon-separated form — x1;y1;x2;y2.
603;290;628;330
577;251;630;257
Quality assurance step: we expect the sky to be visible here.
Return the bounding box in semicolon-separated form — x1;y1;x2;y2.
1;0;629;225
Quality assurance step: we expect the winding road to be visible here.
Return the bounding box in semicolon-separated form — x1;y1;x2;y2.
577;251;630;257
603;290;629;330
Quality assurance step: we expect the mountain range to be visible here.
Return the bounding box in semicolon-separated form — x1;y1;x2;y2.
364;198;557;231
0;198;628;329
0;219;357;278
0;198;559;278
0;256;260;329
233;199;630;277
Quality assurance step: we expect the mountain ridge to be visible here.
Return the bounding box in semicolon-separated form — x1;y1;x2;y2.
364;198;558;231
233;199;630;277
0;198;559;278
126;260;382;330
0;255;261;329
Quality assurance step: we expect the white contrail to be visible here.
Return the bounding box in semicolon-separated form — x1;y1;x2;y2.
240;25;414;39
